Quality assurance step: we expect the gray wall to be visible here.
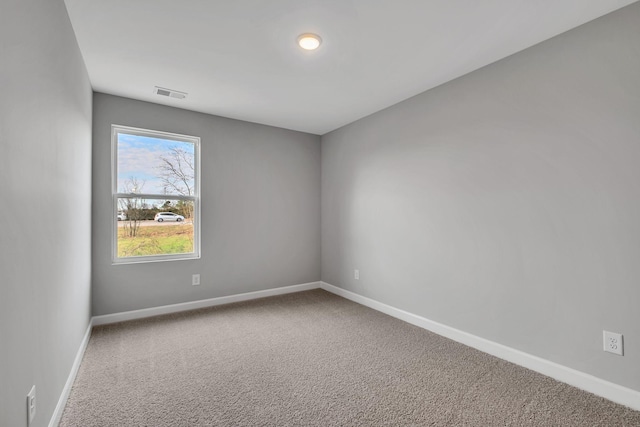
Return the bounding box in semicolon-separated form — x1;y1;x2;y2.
0;0;93;426
92;94;321;315
321;4;640;392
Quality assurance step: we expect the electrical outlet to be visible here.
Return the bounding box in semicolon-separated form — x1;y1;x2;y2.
354;269;360;280
192;274;200;286
603;331;623;356
26;385;36;426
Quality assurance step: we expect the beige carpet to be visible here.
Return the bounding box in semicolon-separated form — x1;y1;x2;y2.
60;289;640;426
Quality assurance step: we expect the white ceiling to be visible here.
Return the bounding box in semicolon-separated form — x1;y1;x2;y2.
64;0;637;135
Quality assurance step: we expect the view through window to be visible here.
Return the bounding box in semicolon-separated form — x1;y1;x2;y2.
112;125;200;263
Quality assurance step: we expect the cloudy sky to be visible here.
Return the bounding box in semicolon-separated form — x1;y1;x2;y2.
117;133;194;195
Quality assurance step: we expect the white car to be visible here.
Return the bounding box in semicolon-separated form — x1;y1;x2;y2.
154;212;185;222
117;212;127;221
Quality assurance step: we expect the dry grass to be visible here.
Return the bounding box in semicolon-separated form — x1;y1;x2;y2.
117;223;194;257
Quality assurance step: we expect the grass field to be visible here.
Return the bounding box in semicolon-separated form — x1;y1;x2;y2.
118;223;194;257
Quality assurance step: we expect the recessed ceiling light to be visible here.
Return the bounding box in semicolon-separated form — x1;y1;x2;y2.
297;33;322;51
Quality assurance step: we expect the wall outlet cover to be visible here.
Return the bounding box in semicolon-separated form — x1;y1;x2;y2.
603;331;623;356
27;385;36;426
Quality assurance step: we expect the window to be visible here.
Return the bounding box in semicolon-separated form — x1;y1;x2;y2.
112;125;200;263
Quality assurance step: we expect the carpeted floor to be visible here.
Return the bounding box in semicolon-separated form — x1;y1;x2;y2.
60;289;640;426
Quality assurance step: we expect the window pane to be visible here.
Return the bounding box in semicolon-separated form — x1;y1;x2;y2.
117;132;195;196
113;125;200;263
117;198;195;258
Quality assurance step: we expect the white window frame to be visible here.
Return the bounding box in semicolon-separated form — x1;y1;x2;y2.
112;124;201;264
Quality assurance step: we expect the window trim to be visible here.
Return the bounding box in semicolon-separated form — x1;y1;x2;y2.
111;124;201;264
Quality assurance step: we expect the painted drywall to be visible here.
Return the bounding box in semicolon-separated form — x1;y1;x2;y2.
0;0;93;426
92;94;321;315
321;3;640;392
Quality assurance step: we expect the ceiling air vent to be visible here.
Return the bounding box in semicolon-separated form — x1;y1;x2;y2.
154;86;187;99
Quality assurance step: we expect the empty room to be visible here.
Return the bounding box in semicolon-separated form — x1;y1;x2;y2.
2;0;640;426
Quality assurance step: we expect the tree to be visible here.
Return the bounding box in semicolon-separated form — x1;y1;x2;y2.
157;147;194;196
118;177;146;237
175;199;194;218
156;146;195;221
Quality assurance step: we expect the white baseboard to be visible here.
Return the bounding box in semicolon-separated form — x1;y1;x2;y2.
92;281;321;326
49;320;93;427
319;281;640;412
